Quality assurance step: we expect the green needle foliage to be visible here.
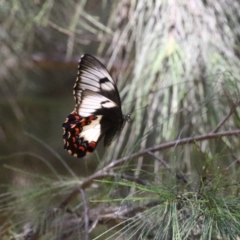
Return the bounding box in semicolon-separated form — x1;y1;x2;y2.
104;0;240;165
93;173;240;240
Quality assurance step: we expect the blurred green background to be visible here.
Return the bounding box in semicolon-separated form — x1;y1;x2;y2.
0;1;114;182
1;0;240;239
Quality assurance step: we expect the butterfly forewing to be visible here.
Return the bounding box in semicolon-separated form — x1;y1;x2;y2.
62;54;129;158
74;54;122;109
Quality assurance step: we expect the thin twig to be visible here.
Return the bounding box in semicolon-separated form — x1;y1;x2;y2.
80;188;89;240
59;129;240;209
147;151;171;169
48;21;73;36
211;99;240;133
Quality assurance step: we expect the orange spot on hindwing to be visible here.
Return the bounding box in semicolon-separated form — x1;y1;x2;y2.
62;110;99;157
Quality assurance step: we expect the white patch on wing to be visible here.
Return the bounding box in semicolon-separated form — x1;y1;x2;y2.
78;108;95;116
100;81;115;91
80;116;102;142
101;101;116;108
77;90;117;117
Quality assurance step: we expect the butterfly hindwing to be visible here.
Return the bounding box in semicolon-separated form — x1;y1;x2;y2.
63;111;103;158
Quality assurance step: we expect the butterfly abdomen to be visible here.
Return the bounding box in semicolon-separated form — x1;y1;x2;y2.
100;116;125;147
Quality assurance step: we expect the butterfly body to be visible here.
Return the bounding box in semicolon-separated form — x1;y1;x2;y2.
62;54;129;158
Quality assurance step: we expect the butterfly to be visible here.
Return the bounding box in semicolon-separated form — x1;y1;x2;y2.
62;54;130;158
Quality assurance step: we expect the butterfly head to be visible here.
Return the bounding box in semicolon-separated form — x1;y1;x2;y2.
123;113;131;123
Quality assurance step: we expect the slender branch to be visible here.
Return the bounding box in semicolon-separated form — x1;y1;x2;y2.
89;201;161;223
147;151;170;169
59;129;240;209
211;99;240;133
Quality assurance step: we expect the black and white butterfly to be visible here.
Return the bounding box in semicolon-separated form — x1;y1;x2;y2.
62;54;130;158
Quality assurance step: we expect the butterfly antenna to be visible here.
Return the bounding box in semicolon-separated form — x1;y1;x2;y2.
130;104;149;113
124;104;148;122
